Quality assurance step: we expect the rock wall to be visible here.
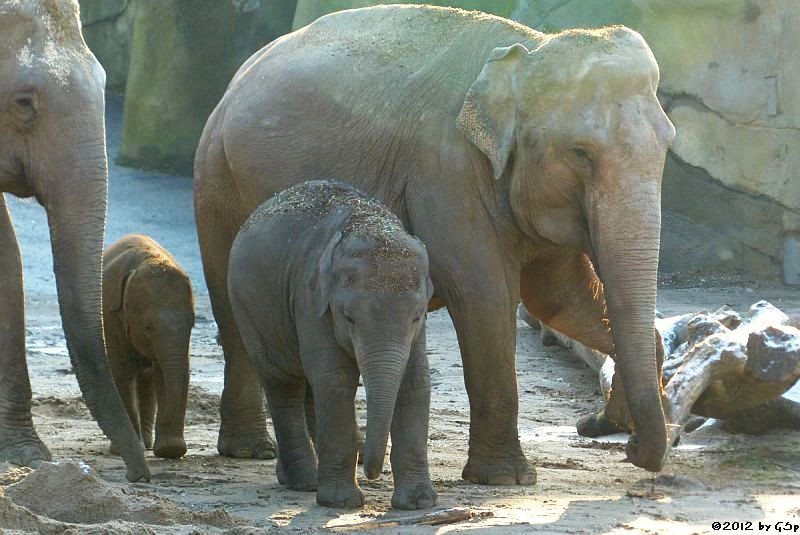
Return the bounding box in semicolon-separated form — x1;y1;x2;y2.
293;0;799;280
78;0;797;279
117;0;297;175
78;0;135;93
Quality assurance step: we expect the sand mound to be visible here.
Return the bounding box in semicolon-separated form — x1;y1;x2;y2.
31;396;91;420
1;462;246;532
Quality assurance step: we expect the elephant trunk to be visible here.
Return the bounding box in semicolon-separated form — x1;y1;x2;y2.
153;336;189;429
589;182;668;472
357;341;409;480
40;123;148;481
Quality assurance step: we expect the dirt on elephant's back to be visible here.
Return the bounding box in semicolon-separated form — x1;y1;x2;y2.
4;284;800;533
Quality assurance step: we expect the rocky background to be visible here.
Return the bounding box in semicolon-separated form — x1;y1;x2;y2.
77;0;799;282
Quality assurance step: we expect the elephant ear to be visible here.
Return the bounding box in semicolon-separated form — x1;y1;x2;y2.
315;208;351;318
103;241;145;314
106;268;136;313
458;43;530;180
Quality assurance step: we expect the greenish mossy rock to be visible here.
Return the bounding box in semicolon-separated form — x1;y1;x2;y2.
78;0;135;93
119;0;297;175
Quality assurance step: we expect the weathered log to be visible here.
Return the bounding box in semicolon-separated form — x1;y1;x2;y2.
329;507;475;531
720;397;800;434
527;301;800;442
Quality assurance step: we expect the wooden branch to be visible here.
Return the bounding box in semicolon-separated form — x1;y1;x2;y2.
530;300;800;442
329;508;475;532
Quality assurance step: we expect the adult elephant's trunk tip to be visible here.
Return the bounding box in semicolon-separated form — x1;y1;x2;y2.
590;182;668;474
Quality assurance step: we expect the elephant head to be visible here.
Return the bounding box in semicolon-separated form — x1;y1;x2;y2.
315;213;433;480
0;0;148;479
110;262;195;458
458;27;675;472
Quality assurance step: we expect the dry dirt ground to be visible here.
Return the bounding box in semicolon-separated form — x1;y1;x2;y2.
2;97;799;533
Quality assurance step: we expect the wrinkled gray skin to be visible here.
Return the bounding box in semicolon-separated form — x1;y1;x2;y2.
196;5;675;481
228;181;436;510
0;0;148;481
103;235;194;460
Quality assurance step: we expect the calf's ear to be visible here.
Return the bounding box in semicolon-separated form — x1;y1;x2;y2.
315;208;351;318
316;231;343;317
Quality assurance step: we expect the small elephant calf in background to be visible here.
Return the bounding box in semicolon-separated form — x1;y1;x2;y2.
103;234;195;459
228;180;437;509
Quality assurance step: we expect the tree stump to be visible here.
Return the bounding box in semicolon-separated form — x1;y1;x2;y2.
523;301;800;453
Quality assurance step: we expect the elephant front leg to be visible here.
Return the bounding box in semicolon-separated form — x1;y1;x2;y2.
0;199;51;466
577;330;667;438
308;357;363;508
449;290;536;486
390;330;437;510
264;373;317;491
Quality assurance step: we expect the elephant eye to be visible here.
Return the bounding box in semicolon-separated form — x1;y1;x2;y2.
570;146;592;165
411;315;423;324
344;312;355;325
12;91;39;123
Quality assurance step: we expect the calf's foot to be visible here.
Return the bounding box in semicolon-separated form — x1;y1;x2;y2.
462;442;536;485
217;427;276;459
316;480;364;508
153;433;187;459
277;455;317;491
392;481;437;510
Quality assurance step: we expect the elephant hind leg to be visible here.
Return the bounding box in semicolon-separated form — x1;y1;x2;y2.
0;198;51;467
195;181;275;460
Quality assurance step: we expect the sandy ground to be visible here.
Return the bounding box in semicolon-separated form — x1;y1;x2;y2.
2;96;799;533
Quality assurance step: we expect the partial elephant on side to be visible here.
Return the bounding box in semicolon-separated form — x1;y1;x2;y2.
103;234;194;459
0;0;148;480
229;180;436;510
195;5;675;482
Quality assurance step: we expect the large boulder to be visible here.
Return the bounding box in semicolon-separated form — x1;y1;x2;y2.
78;0;135;93
118;0;297;175
293;0;799;280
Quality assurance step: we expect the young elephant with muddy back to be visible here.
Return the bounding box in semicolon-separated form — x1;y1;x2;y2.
103;235;195;459
196;5;676;481
228;180;436;510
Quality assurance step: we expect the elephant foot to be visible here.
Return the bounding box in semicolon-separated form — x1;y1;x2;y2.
277;456;317;491
316;480;365;508
109;439;146;457
141;430;154;449
576;412;625;438
217;429;276;459
0;427;51;467
462;446;536;486
153;435;187;459
392;481;437;510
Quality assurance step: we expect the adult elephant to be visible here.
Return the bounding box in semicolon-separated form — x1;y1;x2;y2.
0;0;148;481
195;5;675;482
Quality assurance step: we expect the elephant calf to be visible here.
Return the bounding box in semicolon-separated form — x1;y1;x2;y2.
228;180;436;510
103;235;195;459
